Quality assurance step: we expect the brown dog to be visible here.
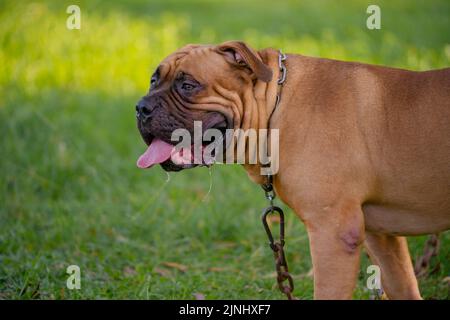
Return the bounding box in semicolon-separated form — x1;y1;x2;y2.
136;41;450;299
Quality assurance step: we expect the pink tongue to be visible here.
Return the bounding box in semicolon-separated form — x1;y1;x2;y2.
137;138;175;169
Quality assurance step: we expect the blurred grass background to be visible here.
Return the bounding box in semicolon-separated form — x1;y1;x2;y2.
0;0;449;299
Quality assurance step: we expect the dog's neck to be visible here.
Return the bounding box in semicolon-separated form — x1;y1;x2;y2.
242;48;286;184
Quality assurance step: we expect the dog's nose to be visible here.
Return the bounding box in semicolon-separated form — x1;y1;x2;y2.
136;100;153;121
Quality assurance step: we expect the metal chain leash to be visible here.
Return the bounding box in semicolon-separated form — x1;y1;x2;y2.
259;50;296;300
261;176;297;300
414;234;440;278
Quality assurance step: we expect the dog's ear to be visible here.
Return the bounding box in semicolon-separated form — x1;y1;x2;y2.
216;41;273;83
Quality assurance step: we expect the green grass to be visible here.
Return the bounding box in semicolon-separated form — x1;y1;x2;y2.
0;0;449;299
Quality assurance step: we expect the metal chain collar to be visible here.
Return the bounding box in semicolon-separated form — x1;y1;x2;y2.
274;50;287;109
260;50;296;300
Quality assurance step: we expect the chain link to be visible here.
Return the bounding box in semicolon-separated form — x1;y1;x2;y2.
277;50;287;85
274;50;287;110
262;205;296;300
414;234;440;278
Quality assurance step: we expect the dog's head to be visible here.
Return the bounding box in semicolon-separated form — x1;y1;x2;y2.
136;41;273;171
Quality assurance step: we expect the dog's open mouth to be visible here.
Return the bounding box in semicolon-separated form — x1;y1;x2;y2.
136;138;212;170
136;118;229;172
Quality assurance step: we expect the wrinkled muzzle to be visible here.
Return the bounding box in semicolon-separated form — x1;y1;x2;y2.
136;94;229;171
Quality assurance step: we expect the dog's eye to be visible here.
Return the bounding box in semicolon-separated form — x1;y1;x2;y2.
150;76;157;86
150;68;160;87
181;82;195;91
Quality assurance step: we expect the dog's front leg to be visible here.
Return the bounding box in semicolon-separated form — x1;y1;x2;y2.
304;202;365;299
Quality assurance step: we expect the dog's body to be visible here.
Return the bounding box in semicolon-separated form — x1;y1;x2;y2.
267;54;450;299
136;42;450;299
